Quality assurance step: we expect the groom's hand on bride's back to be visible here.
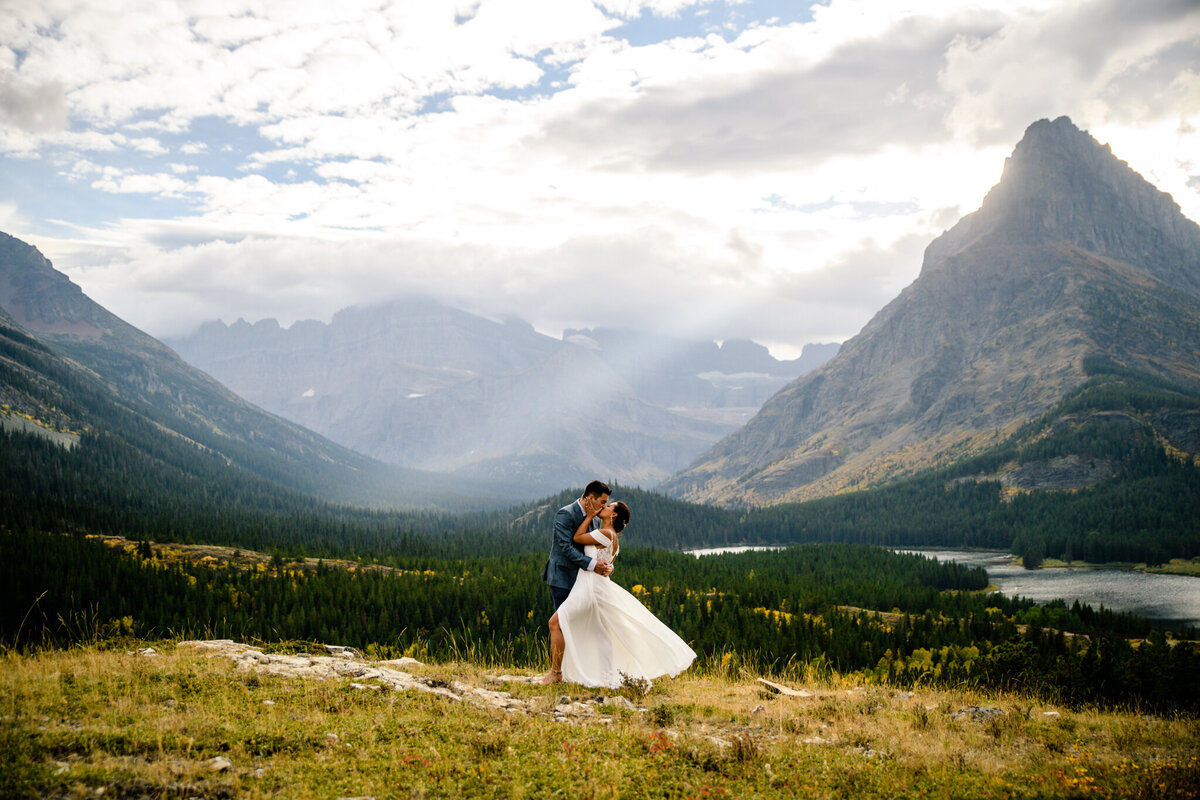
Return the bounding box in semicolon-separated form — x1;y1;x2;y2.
596;562;614;578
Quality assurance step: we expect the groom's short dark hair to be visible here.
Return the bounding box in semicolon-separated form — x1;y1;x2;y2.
583;480;611;498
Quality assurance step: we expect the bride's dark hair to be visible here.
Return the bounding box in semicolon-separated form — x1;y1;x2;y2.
612;501;631;533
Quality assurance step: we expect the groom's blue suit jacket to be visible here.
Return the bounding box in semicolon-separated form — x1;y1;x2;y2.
541;500;595;591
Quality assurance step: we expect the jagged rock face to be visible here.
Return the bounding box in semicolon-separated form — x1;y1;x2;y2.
663;117;1200;506
0;233;137;341
936;117;1200;299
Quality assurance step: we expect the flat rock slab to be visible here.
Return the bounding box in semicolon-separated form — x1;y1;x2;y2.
757;678;815;698
176;640;650;723
952;706;1009;723
177;640;528;712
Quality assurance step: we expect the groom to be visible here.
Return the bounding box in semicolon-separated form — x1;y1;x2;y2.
538;479;614;684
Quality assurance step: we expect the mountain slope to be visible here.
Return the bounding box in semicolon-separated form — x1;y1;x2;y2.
0;232;509;510
663;117;1200;506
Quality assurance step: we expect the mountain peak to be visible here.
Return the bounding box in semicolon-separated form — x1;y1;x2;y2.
1016;115;1098;152
0;231;120;339
927;116;1200;298
663;118;1200;507
992;116;1128;221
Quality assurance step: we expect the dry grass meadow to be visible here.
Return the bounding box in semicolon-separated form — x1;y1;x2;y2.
2;640;1198;799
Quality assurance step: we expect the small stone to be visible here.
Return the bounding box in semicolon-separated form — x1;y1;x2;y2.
378;657;424;669
757;678;814;697
486;674;536;684
1042;710;1061;717
325;732;339;744
324;644;364;659
951;706;1008;723
262;699;275;706
206;756;232;772
608;696;638;711
751;703;766;716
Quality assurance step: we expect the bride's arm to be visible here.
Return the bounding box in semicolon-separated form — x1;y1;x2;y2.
572;515;611;546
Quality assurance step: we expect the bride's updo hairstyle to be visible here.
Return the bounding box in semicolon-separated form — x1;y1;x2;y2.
612;501;631;533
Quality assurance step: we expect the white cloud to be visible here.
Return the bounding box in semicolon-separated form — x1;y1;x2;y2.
0;73;68;132
940;0;1200;144
2;0;1198;357
91;171;192;196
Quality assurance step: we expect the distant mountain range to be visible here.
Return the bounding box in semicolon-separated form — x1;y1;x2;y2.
0;225;837;506
0;232;517;510
165;302;837;495
663;117;1200;506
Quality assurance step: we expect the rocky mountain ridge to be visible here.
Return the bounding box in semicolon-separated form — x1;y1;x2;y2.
166;300;837;494
663;117;1200;506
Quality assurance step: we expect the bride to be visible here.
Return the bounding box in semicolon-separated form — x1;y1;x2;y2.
554;500;696;688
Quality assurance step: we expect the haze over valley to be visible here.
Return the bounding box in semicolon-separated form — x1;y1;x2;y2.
165;302;837;496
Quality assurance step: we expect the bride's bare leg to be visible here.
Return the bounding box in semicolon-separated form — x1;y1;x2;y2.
538;612;564;684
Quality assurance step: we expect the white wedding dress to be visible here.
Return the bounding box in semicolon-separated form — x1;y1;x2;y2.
557;531;696;688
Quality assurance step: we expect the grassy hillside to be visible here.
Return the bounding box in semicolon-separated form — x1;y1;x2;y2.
2;641;1197;799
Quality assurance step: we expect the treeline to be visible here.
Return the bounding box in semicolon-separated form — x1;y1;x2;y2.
5;407;1198;568
3;528;1196;711
5;341;1200;568
0;415;749;559
739;375;1200;566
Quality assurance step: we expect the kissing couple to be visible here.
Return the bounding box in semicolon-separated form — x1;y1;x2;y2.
539;480;696;687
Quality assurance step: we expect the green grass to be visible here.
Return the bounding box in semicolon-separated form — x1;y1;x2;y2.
1033;556;1200;576
1;641;1198;799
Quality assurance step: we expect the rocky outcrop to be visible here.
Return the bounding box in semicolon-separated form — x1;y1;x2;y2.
999;456;1114;491
948;455;1115;493
1154;409;1200;456
177;640;646;724
664;118;1200;506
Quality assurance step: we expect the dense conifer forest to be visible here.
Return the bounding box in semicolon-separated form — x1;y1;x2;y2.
737;373;1200;566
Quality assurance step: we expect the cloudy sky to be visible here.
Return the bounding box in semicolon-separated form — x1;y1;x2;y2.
1;0;1198;356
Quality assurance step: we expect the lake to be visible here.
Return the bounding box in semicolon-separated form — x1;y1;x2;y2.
897;549;1200;631
686;545;784;558
686;545;1200;630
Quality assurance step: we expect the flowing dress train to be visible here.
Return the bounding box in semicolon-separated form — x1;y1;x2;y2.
557;533;696;688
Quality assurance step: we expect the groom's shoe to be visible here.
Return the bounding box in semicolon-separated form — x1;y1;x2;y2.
537;669;562;685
